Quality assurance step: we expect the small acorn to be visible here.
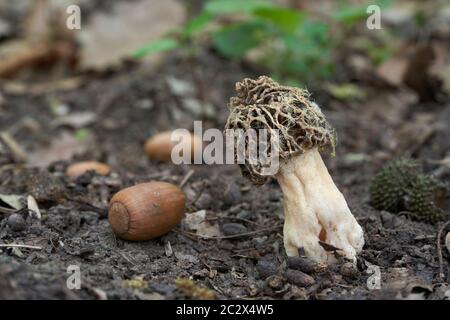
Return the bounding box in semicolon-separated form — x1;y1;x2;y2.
66;161;111;179
144;131;203;162
108;182;185;241
7;213;26;232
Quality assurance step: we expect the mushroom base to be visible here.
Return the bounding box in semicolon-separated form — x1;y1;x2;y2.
276;148;364;263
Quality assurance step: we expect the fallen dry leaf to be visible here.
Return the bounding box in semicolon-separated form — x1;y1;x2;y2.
382;3;416;27
28;131;91;167
27;195;42;219
0;194;25;210
429;43;450;95
165;241;173;257
0;17;11;38
23;0;52;43
52;112;97;129
183;210;221;238
430;154;450;167
376;55;409;87
0;131;27;162
0;40;75;79
395;112;436;156
403;45;440;102
0;0;77;79
1;76;84;95
365;91;417;126
79;0;185;70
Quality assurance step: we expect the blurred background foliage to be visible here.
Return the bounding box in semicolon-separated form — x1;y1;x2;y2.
134;0;393;86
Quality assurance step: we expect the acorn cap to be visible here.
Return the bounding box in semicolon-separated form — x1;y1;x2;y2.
224;76;336;185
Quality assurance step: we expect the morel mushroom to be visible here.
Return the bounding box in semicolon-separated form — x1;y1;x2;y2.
224;76;364;263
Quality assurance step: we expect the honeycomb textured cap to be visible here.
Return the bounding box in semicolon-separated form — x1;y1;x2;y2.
224;76;336;185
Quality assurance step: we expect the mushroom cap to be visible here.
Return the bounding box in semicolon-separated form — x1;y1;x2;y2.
224;76;336;185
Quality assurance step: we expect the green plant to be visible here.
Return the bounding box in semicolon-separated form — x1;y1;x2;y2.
134;0;390;85
333;0;391;26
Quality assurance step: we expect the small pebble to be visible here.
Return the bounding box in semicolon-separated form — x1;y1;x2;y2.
256;259;278;279
223;182;242;206
7;214;26;232
149;283;176;297
221;223;247;236
266;275;284;290
268;190;281;202
340;262;358;278
195;193;213;209
285;269;315;287
287;256;318;274
252;236;268;245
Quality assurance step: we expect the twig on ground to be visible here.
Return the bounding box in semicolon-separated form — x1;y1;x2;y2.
206;216;264;228
190;180;206;207
0;206;16;215
207;279;225;296
181;224;283;240
173;228;199;243
437;220;450;280
233;247;258;253
82;281;108;300
0;131;27;162
179;169;194;188
65;196;108;217
0;244;42;250
115;250;139;266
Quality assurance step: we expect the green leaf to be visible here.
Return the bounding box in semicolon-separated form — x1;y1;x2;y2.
282;21;329;56
205;0;273;14
75;128;90;141
0;194;24;210
253;7;305;33
326;83;366;100
299;21;329;44
332;0;392;25
332;4;368;24
213;21;268;57
184;12;214;37
133;38;179;58
12;247;24;258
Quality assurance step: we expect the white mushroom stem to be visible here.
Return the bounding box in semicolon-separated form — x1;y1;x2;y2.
275;147;364;263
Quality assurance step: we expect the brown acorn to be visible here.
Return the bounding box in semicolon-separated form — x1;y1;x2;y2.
144;131;203;162
66;161;111;179
108;182;185;241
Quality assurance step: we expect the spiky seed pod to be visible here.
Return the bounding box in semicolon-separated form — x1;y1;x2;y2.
369;158;449;223
406;174;448;223
369;158;421;213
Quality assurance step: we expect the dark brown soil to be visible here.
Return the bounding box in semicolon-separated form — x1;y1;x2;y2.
0;48;449;300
